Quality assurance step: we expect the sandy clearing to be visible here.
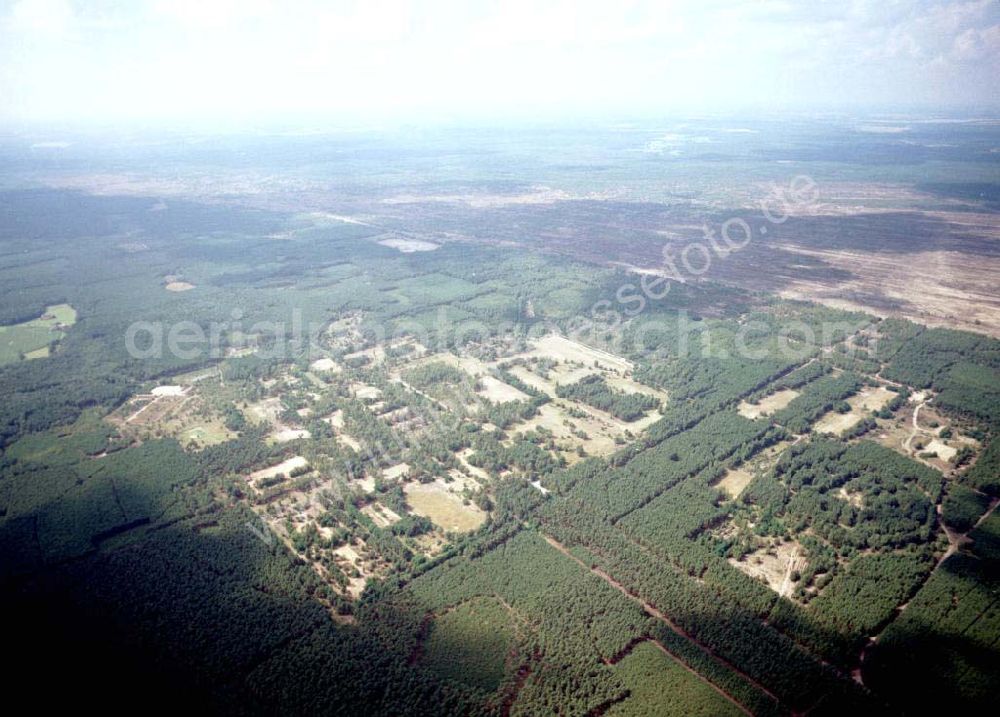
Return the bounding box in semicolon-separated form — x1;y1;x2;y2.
814;385;894;435
837;487;865;508
813;410;862;435
378;237;440;253
271;427;311;442
322;409;345;429
529;334;633;373
445;469;482;493
715;468;753;499
383;463;410;481
362;503;402;528
250;456;308;484
923;439;957;461
738;389;799;419
478;375;529;403
151;385;185;397
309;357;341;373
730;540;805;596
510;401;620;459
851;385;895;412
605;375;669;402
352;383;383;400
507;365;556;397
245;397;283;424
338;434;362;452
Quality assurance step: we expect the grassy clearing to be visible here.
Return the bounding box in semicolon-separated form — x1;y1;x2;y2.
404;479;486;533
510;401;621;460
179;421;231;449
422;596;515;692
0;303;76;365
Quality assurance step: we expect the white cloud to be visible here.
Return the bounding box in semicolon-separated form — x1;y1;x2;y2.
9;0;73;34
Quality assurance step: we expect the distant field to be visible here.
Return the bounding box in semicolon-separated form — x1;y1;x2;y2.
0;303;76;365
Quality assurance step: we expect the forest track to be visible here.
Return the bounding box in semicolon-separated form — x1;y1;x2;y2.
542;533;783;715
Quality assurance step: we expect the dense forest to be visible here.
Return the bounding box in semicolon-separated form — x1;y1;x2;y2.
2;187;999;715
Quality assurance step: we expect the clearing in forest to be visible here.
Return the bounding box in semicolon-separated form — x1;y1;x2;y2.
477;375;529;403
715;468;754;500
403;478;486;533
729;539;806;597
738;389;799;419
527;333;633;373
362;502;402;528
309;357;341;373
270;427;310;442
813;385;895;435
249;456;308;486
510;401;621;459
0;302;77;365
378;237;440;253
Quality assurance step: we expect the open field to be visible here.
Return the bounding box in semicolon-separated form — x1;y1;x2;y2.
0;303;77;365
510;401;621;459
525;334;633;373
270;427;310;443
403;479;486;533
477;375;528;403
178;421;231;449
244;397;283;424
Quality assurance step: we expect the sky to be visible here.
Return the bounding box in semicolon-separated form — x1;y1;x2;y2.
1;0;999;125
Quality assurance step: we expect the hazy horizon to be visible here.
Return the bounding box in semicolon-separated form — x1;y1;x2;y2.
2;0;999;126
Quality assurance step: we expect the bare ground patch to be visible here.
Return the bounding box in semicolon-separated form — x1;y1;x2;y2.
814;385;894;435
477;375;529;403
738;389;800;419
729;539;806;597
249;456;308;486
715;468;754;500
403;479;486;533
